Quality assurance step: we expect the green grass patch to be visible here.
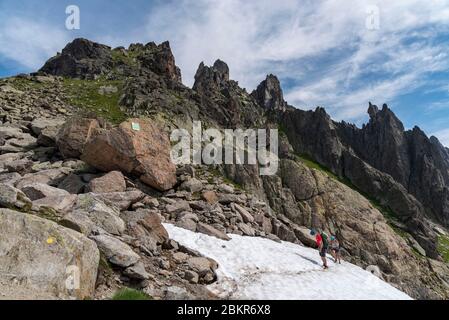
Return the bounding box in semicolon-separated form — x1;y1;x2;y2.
111;49;139;67
9;77;48;91
112;288;152;301
437;234;449;263
296;153;340;181
277;123;288;137
62;77;127;124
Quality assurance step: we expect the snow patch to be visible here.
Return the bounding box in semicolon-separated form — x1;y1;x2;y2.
163;223;412;300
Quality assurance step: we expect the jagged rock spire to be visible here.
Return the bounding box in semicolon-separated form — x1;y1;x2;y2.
251;74;287;112
193;59;230;92
367;102;379;118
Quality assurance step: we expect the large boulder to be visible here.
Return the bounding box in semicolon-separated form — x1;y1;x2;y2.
0;172;22;186
81;118;176;191
0;183;32;211
93;190;145;211
30;118;65;136
91;234;140;268
121;209;169;256
15;168;71;190
69;193;125;235
21;183;70;201
58;174;85;194
87;171;126;193
0;209;99;299
33;194;77;213
56;118;100;159
196;222;230;241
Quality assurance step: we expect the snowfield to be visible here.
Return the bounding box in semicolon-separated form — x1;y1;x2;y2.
164;223;412;300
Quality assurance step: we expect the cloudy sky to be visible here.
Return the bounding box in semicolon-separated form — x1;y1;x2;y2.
2;0;449;145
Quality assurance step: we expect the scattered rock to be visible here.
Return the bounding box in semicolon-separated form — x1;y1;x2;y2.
366;265;383;279
15;168;70;190
162;239;179;251
186;256;218;283
218;193;243;205
94;190;145;211
293;226;317;248
124;262;150;280
164;286;194;300
179;178;203;193
30;118;64;136
173;252;189;263
91;234;140;268
184;270;199;284
234;203;254;223
254;213;273;234
138;210;169;244
21;183;69;201
175;216;198;232
87;171;126;193
0;183;32;210
196;222;230;240
60;210;97;235
37;126;60;147
58;174;85;194
238;223;255;236
72;194;125;235
201;190;218;204
5;158;33;174
218;184;234;194
166;200;191;216
33;194;77;213
0;172;21;186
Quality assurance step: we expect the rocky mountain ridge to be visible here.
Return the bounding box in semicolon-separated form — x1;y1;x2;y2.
0;38;449;299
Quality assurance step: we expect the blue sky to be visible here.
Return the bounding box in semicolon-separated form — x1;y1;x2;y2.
2;0;449;145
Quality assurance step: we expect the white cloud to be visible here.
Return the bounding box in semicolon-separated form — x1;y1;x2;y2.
0;17;70;69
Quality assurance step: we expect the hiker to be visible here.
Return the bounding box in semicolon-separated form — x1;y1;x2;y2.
310;229;329;269
330;235;341;264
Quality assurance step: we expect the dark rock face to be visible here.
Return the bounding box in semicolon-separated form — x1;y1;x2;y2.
341;103;411;187
39;38;113;79
407;128;449;224
279;107;344;174
251;74;287;112
133;41;182;83
278;105;442;257
39;38;182;83
190;60;266;128
193;59;230;93
335;103;449;226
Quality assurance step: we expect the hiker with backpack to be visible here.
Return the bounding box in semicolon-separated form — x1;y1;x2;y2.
330;235;342;264
310;229;329;269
